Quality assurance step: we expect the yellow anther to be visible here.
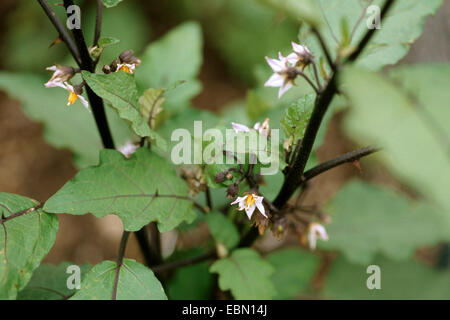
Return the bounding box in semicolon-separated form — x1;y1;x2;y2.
67;90;78;105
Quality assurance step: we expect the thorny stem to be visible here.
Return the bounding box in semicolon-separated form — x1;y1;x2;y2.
112;230;130;300
273;0;394;210
0;204;43;224
37;0;81;65
238;1;395;248
301;146;379;183
38;0;159;270
56;0;115;149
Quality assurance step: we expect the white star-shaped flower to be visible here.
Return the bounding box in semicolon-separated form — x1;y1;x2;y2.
264;53;297;98
116;63;136;74
231;193;267;220
117;140;138;158
307;222;329;250
54;82;90;111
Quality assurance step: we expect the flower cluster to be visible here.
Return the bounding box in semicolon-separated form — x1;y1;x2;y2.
102;50;141;75
44;50;141;111
265;42;313;98
45;65;89;111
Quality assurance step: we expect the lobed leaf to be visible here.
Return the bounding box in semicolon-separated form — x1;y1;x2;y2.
0;193;58;299
44;148;197;232
18;262;92;300
71;259;167;300
82;71;167;152
266;248;319;299
204;211;240;250
210;248;276;299
135;22;203;114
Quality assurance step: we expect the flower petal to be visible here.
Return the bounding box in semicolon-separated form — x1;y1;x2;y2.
254;197;267;218
265;56;284;72
315;224;329;241
292;41;306;54
232;122;250;133
264;73;284;88
245;203;256;220
45;80;61;88
78;94;90;111
278;81;293;99
231;196;247;205
308;230;317;250
286;53;298;66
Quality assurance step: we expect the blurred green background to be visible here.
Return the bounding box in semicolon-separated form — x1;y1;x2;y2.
0;0;449;299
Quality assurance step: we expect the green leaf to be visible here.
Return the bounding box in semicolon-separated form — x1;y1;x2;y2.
0;193;58;299
204;211;240;250
266;248;319;299
299;0;442;76
166;249;214;300
340;65;450;215
258;0;320;26
323;255;450;299
71;259;167;300
281;93;315;143
18;262;92;300
44;148;197;232
102;0;123;8
323;181;450;265
135;22;203;114
138;88;165;127
210;248;276;299
82;71;167;152
0;72;133;168
97;36;120;48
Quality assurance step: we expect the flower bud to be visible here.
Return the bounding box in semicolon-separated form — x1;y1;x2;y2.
226;183;239;199
110;58;121;72
214;171;226;183
73;83;84;95
119;50;134;62
103;65;112;74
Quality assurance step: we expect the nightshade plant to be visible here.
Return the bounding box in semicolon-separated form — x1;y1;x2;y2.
0;0;449;300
